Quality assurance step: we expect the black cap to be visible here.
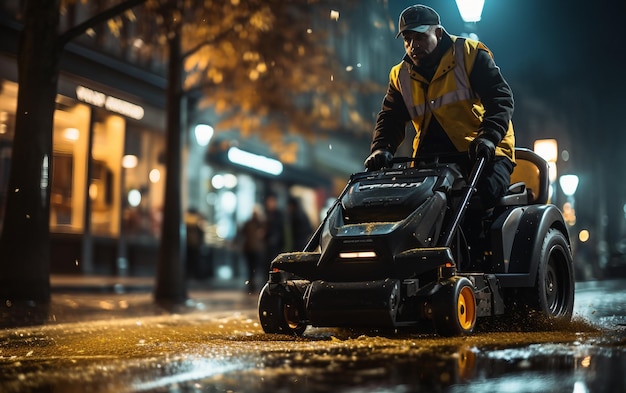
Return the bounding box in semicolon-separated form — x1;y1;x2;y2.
396;5;441;38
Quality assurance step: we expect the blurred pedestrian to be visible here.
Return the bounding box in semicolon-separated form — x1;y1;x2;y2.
264;192;286;265
184;207;206;279
287;196;313;251
240;206;266;293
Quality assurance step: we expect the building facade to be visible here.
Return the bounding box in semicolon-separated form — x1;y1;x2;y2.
0;0;397;282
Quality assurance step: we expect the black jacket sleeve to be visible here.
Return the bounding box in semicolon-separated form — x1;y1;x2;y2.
370;80;412;154
469;49;514;144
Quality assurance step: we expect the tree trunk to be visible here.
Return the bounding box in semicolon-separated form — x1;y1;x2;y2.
0;0;147;306
0;0;62;303
154;7;188;305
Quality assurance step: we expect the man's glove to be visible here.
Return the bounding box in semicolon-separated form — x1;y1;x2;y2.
364;149;393;171
469;133;497;162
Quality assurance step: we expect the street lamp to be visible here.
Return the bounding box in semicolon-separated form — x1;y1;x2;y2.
559;174;579;226
455;0;485;23
559;174;579;197
534;139;558;203
455;0;485;40
533;139;558;163
194;124;214;147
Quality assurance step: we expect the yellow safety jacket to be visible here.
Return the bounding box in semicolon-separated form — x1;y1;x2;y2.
389;37;515;161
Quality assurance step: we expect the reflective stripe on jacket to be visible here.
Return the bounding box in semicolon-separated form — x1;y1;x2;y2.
389;36;515;161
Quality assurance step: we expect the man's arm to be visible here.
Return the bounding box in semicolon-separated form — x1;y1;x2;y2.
469;50;514;144
370;83;412;154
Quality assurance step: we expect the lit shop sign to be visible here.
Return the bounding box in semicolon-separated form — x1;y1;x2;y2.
75;85;145;120
227;147;283;176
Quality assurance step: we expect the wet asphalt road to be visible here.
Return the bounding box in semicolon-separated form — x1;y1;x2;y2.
0;279;624;393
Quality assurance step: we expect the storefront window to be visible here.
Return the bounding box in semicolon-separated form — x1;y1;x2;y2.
82;110;124;236
121;123;165;239
0;80;17;235
0;77;165;245
51;101;91;231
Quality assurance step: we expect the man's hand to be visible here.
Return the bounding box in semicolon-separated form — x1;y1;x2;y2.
469;135;496;162
364;149;393;171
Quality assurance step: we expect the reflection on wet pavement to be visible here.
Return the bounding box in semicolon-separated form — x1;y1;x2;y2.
0;281;624;392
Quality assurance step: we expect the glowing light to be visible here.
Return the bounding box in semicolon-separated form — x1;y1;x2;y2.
76;85;144;120
227;147;283;176
89;183;98;200
212;174;225;189
220;191;237;214
149;169;161;183
579;230;590;243
132;359;241;391
194;124;214;146
559;174;579;196
340;251;377;259
562;202;576;226
223;173;238;189
122;155;138;169
64;128;80;141
455;0;485;23
330;10;340;21
573;381;589;393
581;356;591;368
534;139;558;163
128;189;142;207
216;265;233;280
41;155;49;194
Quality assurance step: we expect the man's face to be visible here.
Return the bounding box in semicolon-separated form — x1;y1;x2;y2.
402;27;442;66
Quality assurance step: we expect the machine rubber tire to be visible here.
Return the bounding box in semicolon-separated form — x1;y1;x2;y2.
258;283;307;336
431;276;477;337
525;228;575;321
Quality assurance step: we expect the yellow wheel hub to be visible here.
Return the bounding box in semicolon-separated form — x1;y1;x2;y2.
457;286;476;330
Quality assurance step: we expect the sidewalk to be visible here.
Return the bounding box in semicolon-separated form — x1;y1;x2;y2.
0;275;258;328
49;274;247;293
50;274;154;293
